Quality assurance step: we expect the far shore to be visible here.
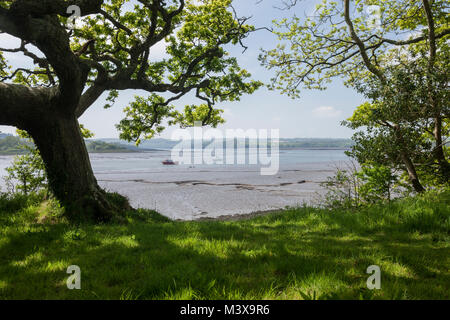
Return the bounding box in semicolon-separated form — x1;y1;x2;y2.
0;147;350;156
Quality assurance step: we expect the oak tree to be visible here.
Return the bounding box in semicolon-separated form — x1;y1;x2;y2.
0;0;261;221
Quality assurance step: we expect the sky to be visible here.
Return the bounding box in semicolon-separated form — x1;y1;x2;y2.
0;0;365;139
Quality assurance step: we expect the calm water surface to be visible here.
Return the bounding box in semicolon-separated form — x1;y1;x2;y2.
0;149;349;220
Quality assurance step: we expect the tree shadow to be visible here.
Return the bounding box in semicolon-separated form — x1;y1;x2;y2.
0;208;448;299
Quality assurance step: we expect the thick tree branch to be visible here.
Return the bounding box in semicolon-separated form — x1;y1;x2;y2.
9;0;103;17
375;28;449;46
0;82;56;127
1;6;89;110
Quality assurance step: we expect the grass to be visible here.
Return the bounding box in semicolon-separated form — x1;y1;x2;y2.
0;190;449;300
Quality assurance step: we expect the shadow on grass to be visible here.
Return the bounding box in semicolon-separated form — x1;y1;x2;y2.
1;188;449;299
1;205;449;300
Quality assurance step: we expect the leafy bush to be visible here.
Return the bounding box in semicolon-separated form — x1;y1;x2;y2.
356;163;398;203
4;151;47;195
321;162;401;208
3;131;47;195
3;127;93;196
0;192;44;213
321;167;360;208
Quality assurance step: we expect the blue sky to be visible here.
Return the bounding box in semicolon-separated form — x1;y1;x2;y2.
0;0;365;139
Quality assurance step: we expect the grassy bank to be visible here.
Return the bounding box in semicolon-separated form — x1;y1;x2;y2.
0;190;449;300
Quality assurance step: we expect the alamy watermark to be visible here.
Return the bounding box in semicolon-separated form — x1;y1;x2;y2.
67;265;81;290
366;265;381;290
171;122;280;175
67;5;81;30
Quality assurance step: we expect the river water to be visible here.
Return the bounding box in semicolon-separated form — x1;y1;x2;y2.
0;149;349;220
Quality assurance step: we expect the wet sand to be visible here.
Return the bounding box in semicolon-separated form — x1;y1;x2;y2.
95;163;338;220
0;150;348;220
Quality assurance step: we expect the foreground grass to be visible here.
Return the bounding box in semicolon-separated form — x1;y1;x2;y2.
0;190;449;300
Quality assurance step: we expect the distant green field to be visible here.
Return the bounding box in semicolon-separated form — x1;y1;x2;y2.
0;136;133;155
0;189;448;300
0;135;354;155
279;138;353;149
86;140;135;153
97;138;354;151
0;136;31;155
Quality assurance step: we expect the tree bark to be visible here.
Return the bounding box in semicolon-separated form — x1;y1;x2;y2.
393;125;425;193
433;115;450;182
421;0;450;183
400;152;425;193
25;112;119;222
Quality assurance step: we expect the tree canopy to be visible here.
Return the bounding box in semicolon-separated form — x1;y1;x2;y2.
0;0;261;138
260;0;449;191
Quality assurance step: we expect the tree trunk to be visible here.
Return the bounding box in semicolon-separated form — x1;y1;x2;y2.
392;125;425;193
400;152;425;193
433;115;450;183
26;112;120;222
421;0;449;183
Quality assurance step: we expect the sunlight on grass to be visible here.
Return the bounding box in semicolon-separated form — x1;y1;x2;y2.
10;252;44;268
0;189;448;299
43;260;70;272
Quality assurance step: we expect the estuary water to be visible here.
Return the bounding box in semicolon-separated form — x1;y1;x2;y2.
0;149;349;220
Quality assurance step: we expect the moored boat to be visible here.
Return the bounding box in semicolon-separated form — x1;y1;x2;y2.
162;159;177;165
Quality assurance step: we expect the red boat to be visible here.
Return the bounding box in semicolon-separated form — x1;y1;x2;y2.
162;159;177;165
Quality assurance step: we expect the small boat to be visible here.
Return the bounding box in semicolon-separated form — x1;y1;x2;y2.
162;159;177;165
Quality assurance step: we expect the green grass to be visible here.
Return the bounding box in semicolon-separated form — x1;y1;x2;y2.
0;190;449;300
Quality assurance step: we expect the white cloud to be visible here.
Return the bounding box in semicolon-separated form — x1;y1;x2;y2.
312;106;342;118
222;108;233;117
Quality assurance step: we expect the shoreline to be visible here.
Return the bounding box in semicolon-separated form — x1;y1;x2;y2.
182;209;286;222
2;150;344;220
0;147;351;156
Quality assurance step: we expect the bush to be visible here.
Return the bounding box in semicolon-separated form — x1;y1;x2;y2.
356;163;398;203
321;162;400;209
0;192;44;213
3;130;47;195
